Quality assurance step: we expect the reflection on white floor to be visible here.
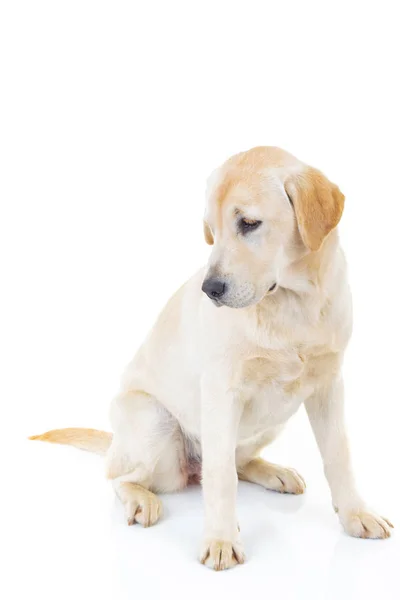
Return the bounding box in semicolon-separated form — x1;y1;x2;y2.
3;438;398;600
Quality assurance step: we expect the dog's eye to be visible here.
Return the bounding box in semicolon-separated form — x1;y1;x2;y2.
238;218;262;234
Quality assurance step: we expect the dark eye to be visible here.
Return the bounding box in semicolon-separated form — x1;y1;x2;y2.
238;217;262;234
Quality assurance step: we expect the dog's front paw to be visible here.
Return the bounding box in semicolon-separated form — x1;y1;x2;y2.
339;508;393;539
199;539;245;571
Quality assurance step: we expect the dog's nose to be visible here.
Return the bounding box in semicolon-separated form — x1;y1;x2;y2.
202;278;227;300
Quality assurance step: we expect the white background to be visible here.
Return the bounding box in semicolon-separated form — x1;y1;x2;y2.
1;1;399;599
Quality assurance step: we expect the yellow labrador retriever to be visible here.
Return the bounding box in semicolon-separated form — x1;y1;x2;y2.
31;147;393;570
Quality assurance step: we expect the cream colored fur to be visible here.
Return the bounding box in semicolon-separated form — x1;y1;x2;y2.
31;147;392;570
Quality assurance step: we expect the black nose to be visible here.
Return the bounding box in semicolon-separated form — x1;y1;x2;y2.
202;278;227;300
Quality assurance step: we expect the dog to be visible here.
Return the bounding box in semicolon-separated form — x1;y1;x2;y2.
31;146;393;570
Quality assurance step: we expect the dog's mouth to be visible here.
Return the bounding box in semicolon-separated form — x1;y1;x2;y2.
210;297;223;308
210;283;278;308
207;282;278;309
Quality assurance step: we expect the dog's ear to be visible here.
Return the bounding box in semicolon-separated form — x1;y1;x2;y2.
284;167;345;251
203;220;214;245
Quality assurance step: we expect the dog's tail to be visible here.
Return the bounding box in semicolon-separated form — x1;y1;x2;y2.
29;428;113;456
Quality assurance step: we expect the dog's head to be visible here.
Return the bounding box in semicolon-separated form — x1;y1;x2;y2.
202;147;344;308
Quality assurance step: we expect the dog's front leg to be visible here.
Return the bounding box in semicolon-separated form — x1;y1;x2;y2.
199;372;245;570
305;376;393;538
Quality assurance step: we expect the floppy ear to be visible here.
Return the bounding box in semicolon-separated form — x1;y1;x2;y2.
284;167;345;251
203;220;214;245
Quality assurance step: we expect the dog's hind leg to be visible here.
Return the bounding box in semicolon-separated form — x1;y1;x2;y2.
106;390;187;527
113;480;163;527
238;457;306;495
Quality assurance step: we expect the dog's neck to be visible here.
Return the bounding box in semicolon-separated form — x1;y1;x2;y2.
245;229;346;345
249;229;345;329
278;229;343;298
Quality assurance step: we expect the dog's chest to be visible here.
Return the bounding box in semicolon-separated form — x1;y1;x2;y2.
236;352;311;437
236;310;343;438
